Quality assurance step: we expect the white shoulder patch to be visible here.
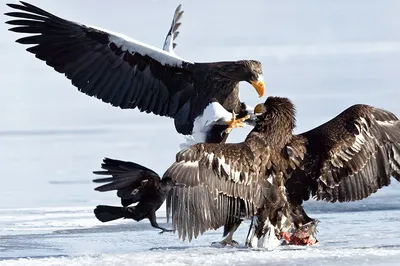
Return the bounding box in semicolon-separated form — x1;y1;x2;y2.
199;102;233;128
179;102;233;149
88;25;192;67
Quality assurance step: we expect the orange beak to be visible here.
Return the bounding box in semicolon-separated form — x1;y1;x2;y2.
250;76;265;98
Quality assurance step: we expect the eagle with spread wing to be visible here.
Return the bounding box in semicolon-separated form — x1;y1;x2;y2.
5;1;263;145
93;96;400;248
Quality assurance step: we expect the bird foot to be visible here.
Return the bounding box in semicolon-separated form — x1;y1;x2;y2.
225;112;251;134
158;228;174;235
211;239;239;247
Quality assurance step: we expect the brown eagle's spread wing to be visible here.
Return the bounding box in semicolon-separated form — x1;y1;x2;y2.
5;2;197;134
164;142;270;241
288;104;400;204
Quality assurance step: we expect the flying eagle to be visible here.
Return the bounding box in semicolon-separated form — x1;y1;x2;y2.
93;96;400;248
5;1;264;144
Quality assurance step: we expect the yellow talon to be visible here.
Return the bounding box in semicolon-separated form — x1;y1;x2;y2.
225;113;251;134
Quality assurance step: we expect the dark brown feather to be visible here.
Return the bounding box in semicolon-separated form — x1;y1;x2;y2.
165;97;299;242
286;104;400;205
5;2;263;137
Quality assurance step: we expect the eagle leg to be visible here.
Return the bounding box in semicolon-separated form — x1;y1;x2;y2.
245;216;259;248
211;233;239;247
224;111;251;134
211;221;241;247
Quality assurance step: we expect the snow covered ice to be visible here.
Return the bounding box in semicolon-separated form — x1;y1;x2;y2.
1;198;400;265
1;0;400;265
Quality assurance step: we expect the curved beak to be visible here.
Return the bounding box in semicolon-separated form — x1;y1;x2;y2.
250;75;265;98
254;103;266;115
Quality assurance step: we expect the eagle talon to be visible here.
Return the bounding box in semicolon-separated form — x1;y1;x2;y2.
211;239;239;247
225;113;251;134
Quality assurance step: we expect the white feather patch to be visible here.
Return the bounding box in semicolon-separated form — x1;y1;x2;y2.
87;25;191;67
214;154;244;183
163;34;174;54
376;120;397;127
245;216;258;248
267;174;274;185
179;102;233;149
257;218;282;250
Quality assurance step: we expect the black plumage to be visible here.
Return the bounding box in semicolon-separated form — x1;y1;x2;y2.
93;158;184;233
5;2;265;142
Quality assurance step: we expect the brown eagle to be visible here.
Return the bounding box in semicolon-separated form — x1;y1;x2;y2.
5;1;264;144
93;96;400;248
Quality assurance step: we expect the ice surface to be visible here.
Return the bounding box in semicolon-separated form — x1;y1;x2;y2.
1;201;400;265
1;0;400;265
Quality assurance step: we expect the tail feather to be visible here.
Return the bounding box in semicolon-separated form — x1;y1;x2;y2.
94;205;128;222
94;205;146;223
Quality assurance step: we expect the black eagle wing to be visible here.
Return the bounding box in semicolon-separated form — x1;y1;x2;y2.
5;2;197;134
288;105;400;204
165;142;269;241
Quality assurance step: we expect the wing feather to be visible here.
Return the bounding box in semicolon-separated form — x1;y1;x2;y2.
162;4;184;53
92;158;161;206
165;142;270;241
6;2;197;134
290;105;400;204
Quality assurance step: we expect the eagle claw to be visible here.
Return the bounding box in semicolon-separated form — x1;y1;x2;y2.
225;112;251;134
211;239;239;247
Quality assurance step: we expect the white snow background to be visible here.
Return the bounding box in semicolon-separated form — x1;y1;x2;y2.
0;0;400;265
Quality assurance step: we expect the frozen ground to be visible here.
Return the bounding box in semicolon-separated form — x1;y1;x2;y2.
1;196;400;265
1;0;400;265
